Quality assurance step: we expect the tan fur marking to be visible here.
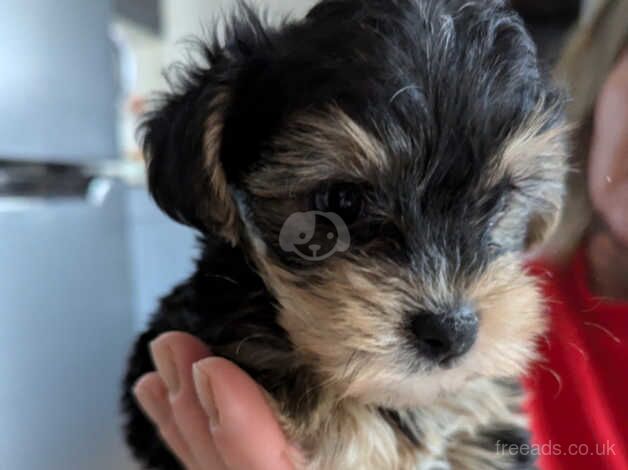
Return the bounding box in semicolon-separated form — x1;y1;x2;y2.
202;91;240;244
249;246;545;403
247;106;388;198
465;255;546;378
496;111;569;185
491;106;571;247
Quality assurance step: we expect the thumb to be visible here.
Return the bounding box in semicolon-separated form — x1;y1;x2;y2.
192;357;301;470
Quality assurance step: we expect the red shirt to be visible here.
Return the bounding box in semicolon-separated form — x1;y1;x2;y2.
526;249;628;470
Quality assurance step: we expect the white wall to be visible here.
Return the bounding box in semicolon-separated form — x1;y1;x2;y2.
162;0;317;51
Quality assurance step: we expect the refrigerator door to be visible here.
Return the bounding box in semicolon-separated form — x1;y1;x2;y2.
0;186;137;470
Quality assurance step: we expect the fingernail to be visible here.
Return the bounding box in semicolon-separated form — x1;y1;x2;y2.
150;341;179;395
133;380;167;424
193;363;220;429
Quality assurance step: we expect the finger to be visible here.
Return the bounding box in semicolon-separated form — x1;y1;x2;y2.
589;51;628;245
193;357;301;470
150;332;227;470
133;372;200;470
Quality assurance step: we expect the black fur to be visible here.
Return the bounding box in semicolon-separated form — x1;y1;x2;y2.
379;409;423;447
479;425;537;469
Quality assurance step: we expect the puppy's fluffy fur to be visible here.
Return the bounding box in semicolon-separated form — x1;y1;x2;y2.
122;1;567;468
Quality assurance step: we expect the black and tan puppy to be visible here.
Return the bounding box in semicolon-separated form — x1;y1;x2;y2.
122;0;567;468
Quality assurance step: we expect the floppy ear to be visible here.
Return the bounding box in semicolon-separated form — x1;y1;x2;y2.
494;88;570;253
519;129;568;252
142;85;240;244
518;125;569;251
140;6;273;245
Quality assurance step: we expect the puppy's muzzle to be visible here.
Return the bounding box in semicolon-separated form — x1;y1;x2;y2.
410;306;479;365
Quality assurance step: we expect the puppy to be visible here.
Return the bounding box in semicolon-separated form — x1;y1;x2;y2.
122;0;567;468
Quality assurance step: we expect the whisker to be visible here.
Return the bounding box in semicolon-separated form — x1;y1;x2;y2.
389;84;421;104
537;364;563;399
234;333;273;355
567;342;588;359
583;321;621;344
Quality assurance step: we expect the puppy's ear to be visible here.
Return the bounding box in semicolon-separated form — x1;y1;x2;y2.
140;8;272;245
498;95;570;252
142;85;239;243
519;121;570;252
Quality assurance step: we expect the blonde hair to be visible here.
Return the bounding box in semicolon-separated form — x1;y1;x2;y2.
539;0;628;264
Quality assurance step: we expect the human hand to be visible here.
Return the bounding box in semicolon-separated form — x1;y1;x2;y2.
132;332;301;470
587;50;628;299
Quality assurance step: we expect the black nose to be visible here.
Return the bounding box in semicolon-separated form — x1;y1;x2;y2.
410;306;479;365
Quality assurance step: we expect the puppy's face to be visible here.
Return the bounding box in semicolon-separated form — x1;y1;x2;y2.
143;0;567;406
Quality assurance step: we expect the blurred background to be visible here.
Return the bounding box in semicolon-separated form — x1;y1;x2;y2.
0;1;579;469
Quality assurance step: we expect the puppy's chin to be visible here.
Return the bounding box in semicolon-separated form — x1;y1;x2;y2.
336;340;536;408
336;358;477;408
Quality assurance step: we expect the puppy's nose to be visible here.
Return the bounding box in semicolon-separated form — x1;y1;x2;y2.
410;306;478;365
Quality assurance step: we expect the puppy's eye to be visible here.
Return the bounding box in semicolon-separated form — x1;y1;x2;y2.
312;182;364;224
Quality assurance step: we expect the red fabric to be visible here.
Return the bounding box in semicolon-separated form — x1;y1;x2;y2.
525;249;628;470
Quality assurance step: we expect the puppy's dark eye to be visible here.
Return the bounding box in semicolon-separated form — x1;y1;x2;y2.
312;182;364;224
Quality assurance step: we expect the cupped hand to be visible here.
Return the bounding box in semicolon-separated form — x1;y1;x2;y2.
132;332;301;470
